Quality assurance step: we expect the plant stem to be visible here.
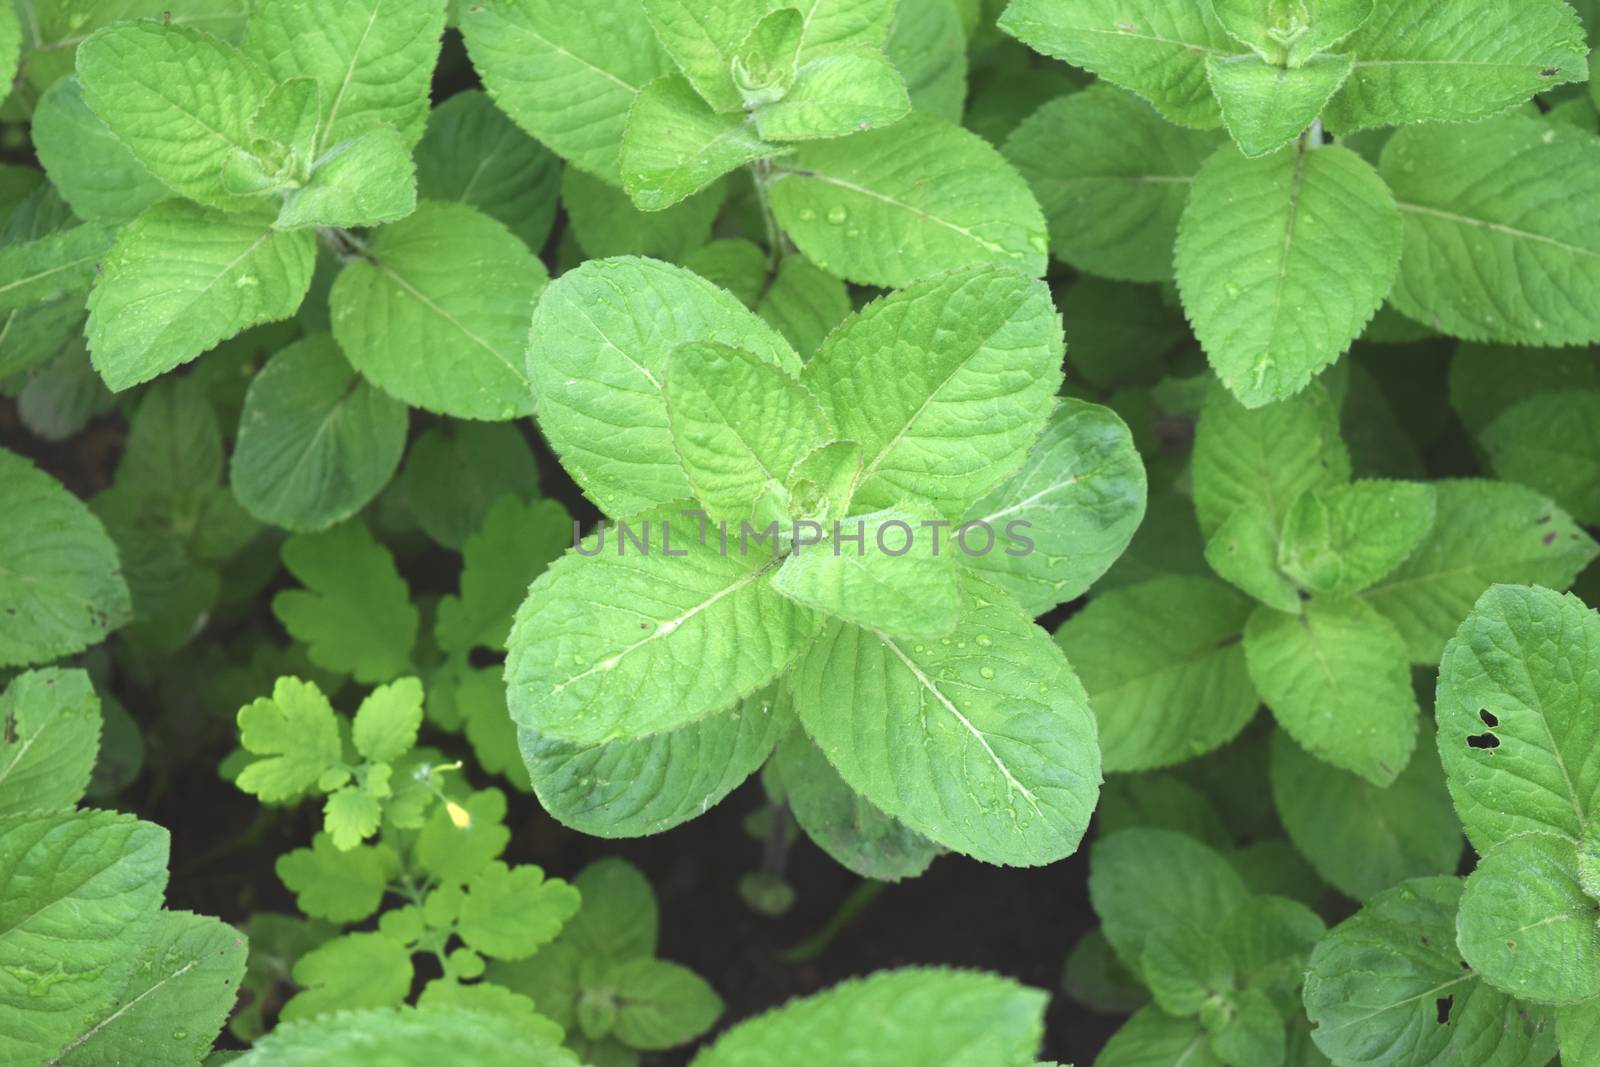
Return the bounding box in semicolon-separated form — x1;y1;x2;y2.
751;159;786;273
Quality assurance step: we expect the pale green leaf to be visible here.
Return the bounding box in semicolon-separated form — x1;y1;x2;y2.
1278;480;1436;597
1304;876;1558;1067
791;575;1100;867
734;9;804;104
1270;728;1461;901
0;449;132;668
689;968;1046;1067
274;127;418;230
1176;143;1400;407
0;223;111;312
1056;576;1257;772
641;0;766;112
330;201;547;420
275;833;391;923
1205;504;1303;614
457;862;581;960
527;256;800;517
86;202;316;392
1457;833;1600;1005
886;0;967;120
436;496;571;655
1382;117;1600;347
622;75;775;211
351;677;422;764
1207;0;1373;65
32;76;168;226
754;53;911;141
1560;1001;1600;1066
565;857;659;959
242;0;447;152
235;677;343;802
415;787;511;884
282;932;412;1022
1324;0;1586;132
609;958;724;1049
461;0;672;183
1096;1008;1224;1067
415;90;561;250
76;22;271;211
1244;597;1418;786
786;0;896;63
756;254;852;358
770;113;1049;287
801;266;1062;517
997;0;1236;128
562;167;725;261
1206;53;1353;158
230;335;408;533
1360;480;1598;664
272;523;418;683
0;668;101;814
236;1005;577;1066
1481;389;1600;525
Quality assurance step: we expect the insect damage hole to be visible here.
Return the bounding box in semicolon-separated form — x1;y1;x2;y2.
1435;995;1453;1024
1467;732;1500;750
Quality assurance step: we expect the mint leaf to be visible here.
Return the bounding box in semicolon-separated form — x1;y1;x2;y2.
77;22;271;212
505;507;816;745
520;687;791;837
0;449;131;668
235;677;343;802
461;0;671;183
415;90;561;250
997;0;1235;128
622;75;776;212
1436;584;1600;851
236;1005;575;1066
33;75;168;226
1096;1008;1223;1067
330;201;546;420
1204;504;1302;613
86;202;316;391
801;266;1062;517
1245;596;1419;786
1208;0;1373;65
1382;117;1600;346
1304;875;1558;1067
563;167;725;261
1457;832;1600;1005
436;496;571;656
1278;480;1436;597
691;968;1047;1067
0;668;101;814
756;254;852;358
273;126;418;230
397;422;541;551
791;575;1100;866
528;256;800;517
886;0;967;120
1056;576;1257;772
230;334;408;532
0;222;111;312
788;0;896;63
753;53;911;141
275;832;392;923
1270;728;1461;901
770;114;1049;287
1481;390;1600;525
457;861;581;960
1004;86;1224;284
272;523;418;683
1324;0;1587;132
641;0;765;113
1206;53;1353;158
1561;1001;1600;1065
243;0;447;152
608;958;725;1050
1176;143;1400;407
282;931;413;1022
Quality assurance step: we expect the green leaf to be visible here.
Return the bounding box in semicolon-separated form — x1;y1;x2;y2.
1360;480;1598;664
1324;0;1587;132
1055;576;1257;772
274;127;418;230
505;507;816;745
1561;1001;1600;1066
753;53;910;141
351;677;423;764
773;509;962;639
330;200;546;420
1436;583;1600;852
997;0;1235;128
734;9;804;103
802;267;1062;517
690;968;1046;1067
1206;53;1353;158
53;910;245;1067
563;168;725;261
235;677;343;802
664;340;827;523
415;90;561;250
622;75;775;212
1176;143;1400;407
770;114;1049;287
775;728;939;881
276;832;392;923
609;958;724;1049
0;222;111;312
1304;876;1558;1067
886;0;967;121
397;422;541;550
1244;597;1418;786
282;932;413;1022
1270;728;1461;901
1190;381;1350;538
0;810;167;1066
787;0;897;63
86;202;316;392
755;254;852;358
436;496;571;655
272;523;418;684
1207;0;1373;65
0;449;131;668
1003;85;1225;284
791;575;1100;867
1480;389;1600;526
457;861;581;960
236;1005;577;1066
230;334;408;532
1458;833;1600;1005
1381;117;1600;347
1278;480;1436;597
527;256;800;517
461;0;672;183
242;0;447;152
0;668;101;814
565;857;659;959
640;0;765;112
76;22;271;211
1096;1008;1224;1067
1204;505;1303;613
519;687;791;837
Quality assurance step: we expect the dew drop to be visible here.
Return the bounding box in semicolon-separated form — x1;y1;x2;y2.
979;666;996;680
826;206;848;224
1225;282;1242;299
974;634;992;647
797;207;817;222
